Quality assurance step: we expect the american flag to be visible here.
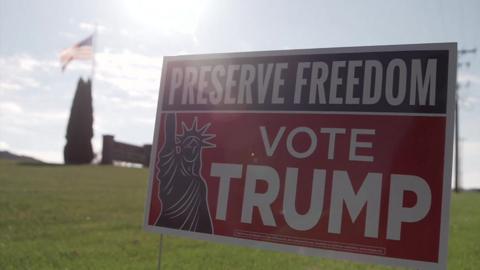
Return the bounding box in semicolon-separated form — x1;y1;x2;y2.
60;34;94;71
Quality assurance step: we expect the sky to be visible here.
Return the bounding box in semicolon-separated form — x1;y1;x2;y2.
0;0;479;188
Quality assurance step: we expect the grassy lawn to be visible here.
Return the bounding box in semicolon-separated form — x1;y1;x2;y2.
0;160;478;269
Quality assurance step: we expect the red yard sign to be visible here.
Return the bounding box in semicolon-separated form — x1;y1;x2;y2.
144;43;456;270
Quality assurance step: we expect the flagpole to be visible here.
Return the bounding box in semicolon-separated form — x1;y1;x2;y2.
90;23;98;163
91;23;98;83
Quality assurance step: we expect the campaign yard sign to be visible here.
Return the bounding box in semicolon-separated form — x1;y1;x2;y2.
144;43;456;270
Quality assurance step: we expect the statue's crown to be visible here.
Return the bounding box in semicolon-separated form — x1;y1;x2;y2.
177;117;215;148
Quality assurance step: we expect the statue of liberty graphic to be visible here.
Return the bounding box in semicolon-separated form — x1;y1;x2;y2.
155;113;215;234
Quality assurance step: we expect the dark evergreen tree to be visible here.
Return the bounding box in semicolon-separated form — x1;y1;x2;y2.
64;78;94;164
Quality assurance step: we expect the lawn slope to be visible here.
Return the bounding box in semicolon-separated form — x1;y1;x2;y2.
0;160;478;269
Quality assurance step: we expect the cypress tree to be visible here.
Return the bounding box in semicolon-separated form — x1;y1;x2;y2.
64;78;94;164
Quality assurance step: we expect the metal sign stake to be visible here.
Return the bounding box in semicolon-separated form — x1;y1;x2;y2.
156;234;164;270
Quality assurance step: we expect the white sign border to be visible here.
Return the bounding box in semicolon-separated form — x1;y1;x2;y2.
143;42;457;270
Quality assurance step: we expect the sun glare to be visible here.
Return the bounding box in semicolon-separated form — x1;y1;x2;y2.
124;0;206;35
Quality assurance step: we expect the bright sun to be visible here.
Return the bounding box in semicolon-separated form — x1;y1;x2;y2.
124;0;206;35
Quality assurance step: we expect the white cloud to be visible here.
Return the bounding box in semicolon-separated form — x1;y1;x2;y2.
18;56;39;71
1;109;68;135
79;22;107;33
108;97;156;109
460;95;480;108
119;28;130;37
461;141;480;189
458;73;480;85
33;111;69;121
462;141;480;157
134;117;155;125
0;81;22;91
0;54;57;91
95;49;163;98
457;72;480;108
59;31;76;39
0;104;71;163
0;102;23;114
462;172;480;189
0;141;9;150
123;0;208;36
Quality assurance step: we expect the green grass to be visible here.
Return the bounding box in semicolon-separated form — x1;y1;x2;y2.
0;160;479;269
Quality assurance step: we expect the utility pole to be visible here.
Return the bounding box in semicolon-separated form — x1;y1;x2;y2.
455;48;477;193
